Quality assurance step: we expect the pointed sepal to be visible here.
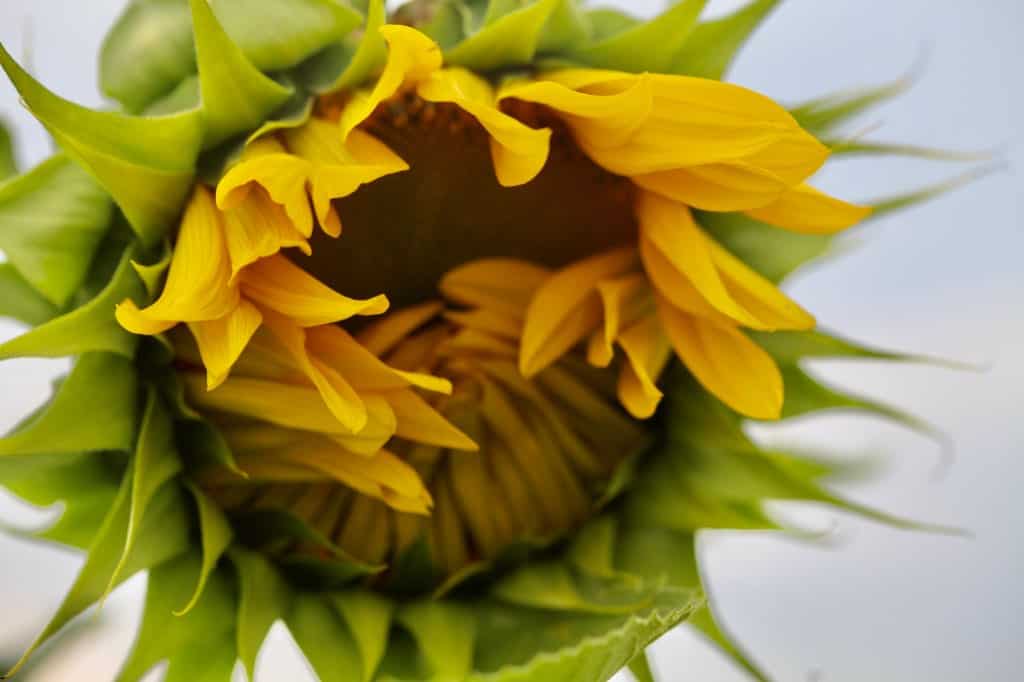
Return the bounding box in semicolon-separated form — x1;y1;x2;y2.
0;155;113;306
0;353;138;457
669;0;780;79
0;46;202;246
445;0;563;71
189;0;293;147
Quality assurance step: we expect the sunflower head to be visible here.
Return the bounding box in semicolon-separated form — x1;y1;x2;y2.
0;1;975;680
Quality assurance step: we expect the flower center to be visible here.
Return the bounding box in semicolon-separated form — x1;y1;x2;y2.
291;94;638;309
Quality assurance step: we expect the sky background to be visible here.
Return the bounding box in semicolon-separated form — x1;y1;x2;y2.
0;1;1021;680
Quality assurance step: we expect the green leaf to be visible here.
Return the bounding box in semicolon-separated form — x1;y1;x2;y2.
190;0;293;147
117;552;238;682
0;353;138;457
398;601;476;681
175;483;233;615
445;0;562;71
230;547;293;678
300;0;388;94
330;590;395;682
286;592;363;682
0;155;113;307
470;588;701;682
571;0;707;73
0;263;59;326
0;47;202;246
0;245;146;360
109;390;183;593
0;117;16;179
670;0;780;79
627;649;655;682
698;210;833;284
5;472;189;678
0;452;123;549
101;0;197;112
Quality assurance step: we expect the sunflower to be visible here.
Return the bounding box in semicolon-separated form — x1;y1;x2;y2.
0;1;978;680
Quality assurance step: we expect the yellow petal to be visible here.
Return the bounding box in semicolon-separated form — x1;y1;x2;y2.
529;69;828;181
307;323;451;394
222;189;310;279
185;373;358;435
616;314;671;419
239;254;389;326
260;312;369;433
419;68;552;187
745;183;873;234
357;301;443;356
339;24;443;140
440;258;551;320
188;300;263;390
499;73;653;149
330;394;398;456
587;273;649;367
639;192;814;330
284;119;409;231
216;138;315;237
444;308;523;340
633;163;790;212
388;388;478;451
116;186;238;335
520;247;638;377
658;299;784;420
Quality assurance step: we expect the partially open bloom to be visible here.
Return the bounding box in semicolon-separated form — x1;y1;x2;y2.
0;1;976;680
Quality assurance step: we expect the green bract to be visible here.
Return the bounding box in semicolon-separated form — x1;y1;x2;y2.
0;1;973;680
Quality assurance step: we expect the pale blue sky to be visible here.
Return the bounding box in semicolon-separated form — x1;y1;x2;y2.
1;2;1021;681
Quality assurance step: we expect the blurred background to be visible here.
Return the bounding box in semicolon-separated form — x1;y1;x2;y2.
0;1;1020;680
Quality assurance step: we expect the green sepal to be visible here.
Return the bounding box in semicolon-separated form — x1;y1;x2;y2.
585;8;639;42
536;0;590;54
286;592;363;682
0;353;138;457
101;0;198;113
131;240;173;298
669;0;779;79
791;74;912;138
0;264;60;326
492;561;658;615
175;483;233;615
117;552;238;682
155;367;241;474
231;508;385;585
0;155;113;307
689;607;768;682
569;0;707;73
867;167;999;220
698;210;832;284
189;0;294;148
627;649;655;682
245;81;316;143
108;389;184;594
300;0;388;94
0;117;16;179
469;587;701;682
0;47;202;246
4;468;190;678
209;0;363;73
330;590;396;682
0;451;124;549
230;547;293;678
828;139;993;162
445;0;562;71
397;600;475;681
0;244;146;361
102;0;362;112
144;75;201;116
